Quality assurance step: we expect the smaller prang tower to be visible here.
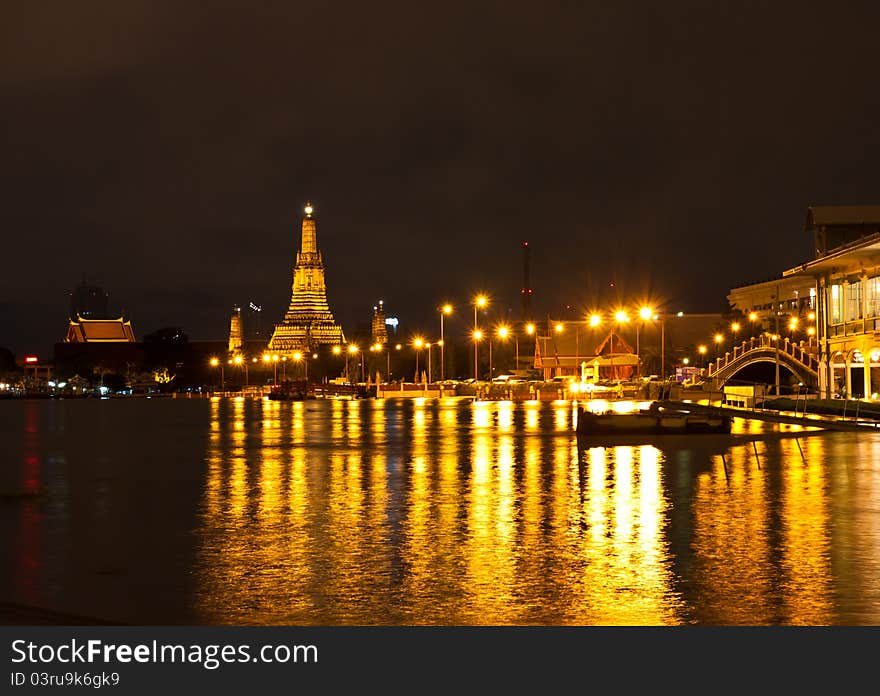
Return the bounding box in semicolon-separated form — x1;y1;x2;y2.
371;301;388;345
228;306;243;355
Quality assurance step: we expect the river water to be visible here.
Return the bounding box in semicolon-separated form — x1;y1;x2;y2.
2;396;880;625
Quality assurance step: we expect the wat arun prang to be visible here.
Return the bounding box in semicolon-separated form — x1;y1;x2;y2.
267;203;345;355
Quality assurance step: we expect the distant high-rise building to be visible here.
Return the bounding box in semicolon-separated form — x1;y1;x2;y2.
371;301;388;345
228;306;243;355
268;202;345;354
69;280;110;320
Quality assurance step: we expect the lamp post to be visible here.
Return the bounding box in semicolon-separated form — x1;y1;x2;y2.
413;337;424;383
332;345;342;381
774;283;781;395
698;344;707;369
370;343;382;382
233;354;247;386
353;346;364;383
587;314;601;380
488;338;493;381
440;304;452;382
426;342;433;384
347;344;359;384
496;325;511;378
651;310;682;379
472;329;483;380
714;333;723;359
612;310;629;380
293;351;308;381
636;306;654;378
263;353;279;384
525;322;535;374
473;295;487;381
748;311;760;337
210;357;224;391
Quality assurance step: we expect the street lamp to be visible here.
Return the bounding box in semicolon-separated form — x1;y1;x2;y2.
472;329;483;380
347;344;359;384
496;325;513;378
413;337;424;383
210;357;224;391
473;295;488;381
233;354;247;386
440;303;453;381
370;342;383;382
714;332;723;358
524;322;536;373
611;310;629;380
698;344;707;368
636;306;654;378
426;342;433;384
262;353;280;384
292;351;307;381
747;311;760;337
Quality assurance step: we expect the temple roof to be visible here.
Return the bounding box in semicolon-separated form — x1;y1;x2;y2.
66;316;135;343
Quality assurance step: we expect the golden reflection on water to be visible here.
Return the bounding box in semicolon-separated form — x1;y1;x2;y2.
577;444;680;625
193;397;880;625
690;429;840;624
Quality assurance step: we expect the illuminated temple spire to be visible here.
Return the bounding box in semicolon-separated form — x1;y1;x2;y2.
267;202;345;354
228;305;243;355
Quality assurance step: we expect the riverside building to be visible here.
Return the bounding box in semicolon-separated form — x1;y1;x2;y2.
729;205;880;399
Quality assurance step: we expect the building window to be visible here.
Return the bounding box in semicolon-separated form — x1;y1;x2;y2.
867;277;880;318
830;284;843;324
846;281;862;322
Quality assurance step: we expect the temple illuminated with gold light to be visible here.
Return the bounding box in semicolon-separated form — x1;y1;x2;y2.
227;305;243;355
267;203;345;354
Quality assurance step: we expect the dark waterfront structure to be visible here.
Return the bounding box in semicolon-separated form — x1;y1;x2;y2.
267;203;345;355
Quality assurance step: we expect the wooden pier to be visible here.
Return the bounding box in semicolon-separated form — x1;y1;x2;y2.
659;399;880;432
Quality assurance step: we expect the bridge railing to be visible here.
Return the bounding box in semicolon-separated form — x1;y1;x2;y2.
708;335;819;377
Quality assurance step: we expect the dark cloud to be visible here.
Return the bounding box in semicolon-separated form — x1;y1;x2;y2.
3;1;880;354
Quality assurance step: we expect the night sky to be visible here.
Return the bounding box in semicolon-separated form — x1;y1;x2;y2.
3;2;880;356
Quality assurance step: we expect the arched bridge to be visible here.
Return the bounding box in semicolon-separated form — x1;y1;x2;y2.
707;334;819;387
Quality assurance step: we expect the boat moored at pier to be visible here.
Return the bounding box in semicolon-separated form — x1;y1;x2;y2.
576;402;732;436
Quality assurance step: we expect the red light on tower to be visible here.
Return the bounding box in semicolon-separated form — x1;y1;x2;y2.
24;356;38;364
